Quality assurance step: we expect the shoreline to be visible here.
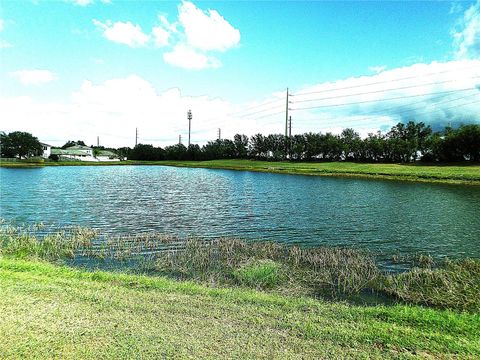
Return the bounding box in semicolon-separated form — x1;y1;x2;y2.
2;159;480;185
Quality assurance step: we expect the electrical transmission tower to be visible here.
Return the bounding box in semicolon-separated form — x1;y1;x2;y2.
217;128;221;140
179;134;182;144
135;128;138;146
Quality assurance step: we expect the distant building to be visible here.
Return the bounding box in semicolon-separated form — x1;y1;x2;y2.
96;150;120;162
40;143;52;158
50;145;120;162
51;145;95;161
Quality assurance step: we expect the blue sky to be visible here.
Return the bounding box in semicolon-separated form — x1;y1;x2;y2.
1;0;480;146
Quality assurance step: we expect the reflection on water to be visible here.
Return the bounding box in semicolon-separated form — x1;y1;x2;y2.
1;165;479;262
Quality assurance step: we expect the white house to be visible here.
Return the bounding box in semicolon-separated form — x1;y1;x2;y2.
40;142;52;158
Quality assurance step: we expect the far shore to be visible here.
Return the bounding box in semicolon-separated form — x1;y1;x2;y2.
1;159;480;185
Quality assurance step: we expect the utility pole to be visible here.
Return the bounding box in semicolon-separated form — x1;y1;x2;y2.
179;134;182;144
217;128;221;140
285;88;289;158
135;128;138;147
97;136;99;147
187;109;192;147
288;116;292;138
285;88;289;138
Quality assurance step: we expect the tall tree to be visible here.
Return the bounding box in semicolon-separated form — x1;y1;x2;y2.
0;131;43;158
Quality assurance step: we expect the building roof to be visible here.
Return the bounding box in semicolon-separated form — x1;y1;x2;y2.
40;142;52;147
97;150;118;157
66;145;92;151
51;148;91;156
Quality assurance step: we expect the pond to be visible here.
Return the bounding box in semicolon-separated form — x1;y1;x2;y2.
1;165;479;264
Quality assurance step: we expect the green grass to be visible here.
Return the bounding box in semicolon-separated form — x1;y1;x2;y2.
154;159;480;185
232;260;286;289
0;257;479;359
2;158;479;184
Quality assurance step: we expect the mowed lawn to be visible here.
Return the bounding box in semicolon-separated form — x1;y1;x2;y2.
155;160;480;184
2;159;479;184
0;258;479;359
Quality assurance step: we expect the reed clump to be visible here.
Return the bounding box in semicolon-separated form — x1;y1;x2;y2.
153;238;380;296
380;259;480;311
0;224;97;260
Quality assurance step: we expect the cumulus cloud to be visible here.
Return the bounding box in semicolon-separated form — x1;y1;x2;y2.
93;2;240;69
10;70;58;85
93;20;150;47
0;75;243;147
284;60;480;132
453;0;480;59
163;44;221;70
178;1;240;52
152;26;170;47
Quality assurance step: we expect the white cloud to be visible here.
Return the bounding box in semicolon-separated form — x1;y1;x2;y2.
152;25;170;47
68;0;110;6
163;44;220;70
285;60;480;132
453;0;480;59
10;70;58;85
92;2;240;69
0;75;239;147
178;1;240;52
2;61;480;148
93;19;150;47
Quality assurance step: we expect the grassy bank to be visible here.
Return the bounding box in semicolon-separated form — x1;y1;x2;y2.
2;158;479;184
1;224;479;312
1;257;479;359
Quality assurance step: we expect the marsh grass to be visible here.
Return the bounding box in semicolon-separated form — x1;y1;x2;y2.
0;222;478;311
380;259;480;311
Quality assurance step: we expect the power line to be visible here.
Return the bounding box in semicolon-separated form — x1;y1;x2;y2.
289;87;479;111
238;103;285;118
249;110;285;120
291;65;480;97
229;98;284;116
309;95;480;129
289;77;480;105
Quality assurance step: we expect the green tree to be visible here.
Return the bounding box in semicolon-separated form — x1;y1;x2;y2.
0;131;43;159
61;140;86;149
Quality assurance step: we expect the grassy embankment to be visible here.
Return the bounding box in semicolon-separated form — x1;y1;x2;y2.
1;158;480;185
1;257;480;359
0;225;479;358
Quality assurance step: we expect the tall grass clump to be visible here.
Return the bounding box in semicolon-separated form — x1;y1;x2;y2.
153;238;378;296
0;223;97;260
379;259;480;311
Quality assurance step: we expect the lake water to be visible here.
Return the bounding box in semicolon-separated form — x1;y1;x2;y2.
1;165;479;263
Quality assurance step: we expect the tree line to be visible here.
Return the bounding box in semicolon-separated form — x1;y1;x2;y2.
1;121;479;163
127;122;480;163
